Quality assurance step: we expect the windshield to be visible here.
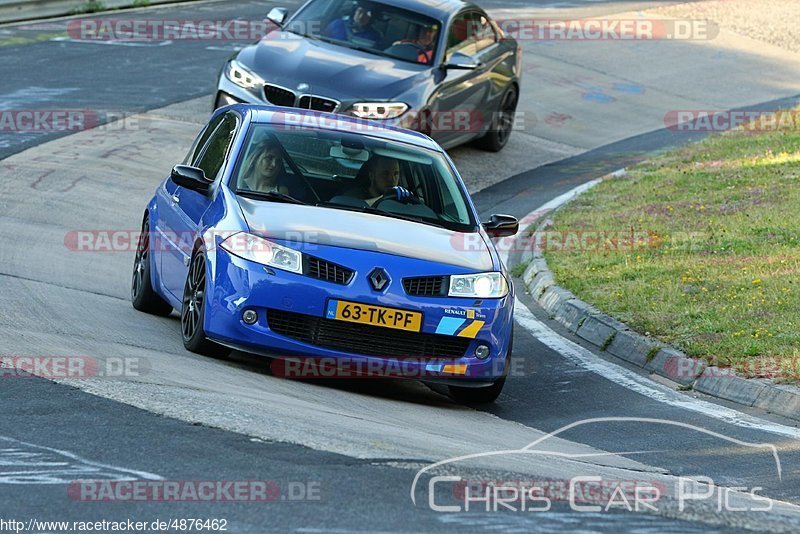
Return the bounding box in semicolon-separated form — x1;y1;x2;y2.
286;0;441;65
232;123;476;231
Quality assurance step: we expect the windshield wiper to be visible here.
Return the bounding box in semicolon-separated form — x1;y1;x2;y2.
286;28;319;41
237;190;307;205
319;201;447;229
311;34;392;59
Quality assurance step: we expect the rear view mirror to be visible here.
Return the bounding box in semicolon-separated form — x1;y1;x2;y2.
171;165;211;193
267;7;288;26
330;145;370;162
483;214;519;238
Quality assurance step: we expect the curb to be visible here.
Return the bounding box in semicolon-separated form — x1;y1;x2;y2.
516;169;800;423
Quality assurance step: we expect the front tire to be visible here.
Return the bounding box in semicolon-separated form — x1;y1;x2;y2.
131;216;172;317
475;86;518;152
181;249;230;359
449;378;506;405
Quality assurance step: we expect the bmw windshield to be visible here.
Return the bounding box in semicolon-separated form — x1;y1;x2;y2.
231;123;477;232
285;0;442;65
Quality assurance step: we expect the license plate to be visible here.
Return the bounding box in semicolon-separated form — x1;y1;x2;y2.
326;299;422;332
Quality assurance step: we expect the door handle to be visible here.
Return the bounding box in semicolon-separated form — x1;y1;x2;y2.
171;194;180;204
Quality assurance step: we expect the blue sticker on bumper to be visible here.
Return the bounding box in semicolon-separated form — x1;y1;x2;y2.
435;317;465;335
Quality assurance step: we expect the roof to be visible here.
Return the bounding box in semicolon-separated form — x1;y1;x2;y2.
227;104;441;151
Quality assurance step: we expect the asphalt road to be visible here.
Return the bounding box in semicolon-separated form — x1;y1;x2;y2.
2;0;800;532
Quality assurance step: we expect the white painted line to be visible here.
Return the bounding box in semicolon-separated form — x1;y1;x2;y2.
510;171;800;439
0;436;163;484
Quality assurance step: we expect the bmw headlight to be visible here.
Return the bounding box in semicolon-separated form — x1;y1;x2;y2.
449;272;508;298
225;60;265;90
219;233;302;274
349;102;409;120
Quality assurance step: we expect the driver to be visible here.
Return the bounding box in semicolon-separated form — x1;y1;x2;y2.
324;2;382;46
393;23;438;64
239;138;290;194
351;155;414;205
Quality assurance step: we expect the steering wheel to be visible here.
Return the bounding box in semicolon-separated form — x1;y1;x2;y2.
372;190;423;209
388;41;431;64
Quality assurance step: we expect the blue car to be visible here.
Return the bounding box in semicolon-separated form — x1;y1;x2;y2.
131;104;518;403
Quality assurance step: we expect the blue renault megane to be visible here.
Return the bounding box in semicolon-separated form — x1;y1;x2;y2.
131;104;518;403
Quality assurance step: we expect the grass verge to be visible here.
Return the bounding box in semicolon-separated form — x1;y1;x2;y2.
544;123;800;369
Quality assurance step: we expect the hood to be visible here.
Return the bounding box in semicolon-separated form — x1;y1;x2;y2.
238;32;429;101
236;199;493;271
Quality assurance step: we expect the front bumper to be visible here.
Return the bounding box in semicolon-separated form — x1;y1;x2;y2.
204;243;513;384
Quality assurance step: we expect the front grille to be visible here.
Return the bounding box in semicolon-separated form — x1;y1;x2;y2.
298;95;338;113
267;309;471;360
403;276;448;297
263;84;296;107
306;257;354;285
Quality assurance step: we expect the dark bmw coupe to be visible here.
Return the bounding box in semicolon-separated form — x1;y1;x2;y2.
214;0;522;151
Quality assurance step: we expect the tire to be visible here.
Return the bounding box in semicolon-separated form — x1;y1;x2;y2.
448;377;506;405
474;86;518;152
131;216;173;317
181;249;230;359
448;331;512;404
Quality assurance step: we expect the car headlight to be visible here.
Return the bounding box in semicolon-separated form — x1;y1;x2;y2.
349;102;409;120
449;272;508;298
225;60;264;90
219;233;302;274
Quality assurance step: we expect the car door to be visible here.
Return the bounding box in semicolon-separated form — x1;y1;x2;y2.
159;112;239;299
431;10;496;147
155;114;222;297
471;12;517;131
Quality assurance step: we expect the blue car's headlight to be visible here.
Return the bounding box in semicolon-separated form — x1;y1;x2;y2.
220;233;302;274
225;60;264;90
449;272;508;298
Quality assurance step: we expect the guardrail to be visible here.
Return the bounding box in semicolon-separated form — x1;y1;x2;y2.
0;0;187;24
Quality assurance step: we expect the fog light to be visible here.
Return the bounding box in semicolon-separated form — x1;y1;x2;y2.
242;309;258;325
475;345;490;359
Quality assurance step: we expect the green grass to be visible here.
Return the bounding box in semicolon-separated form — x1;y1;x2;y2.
70;0;107;14
510;261;530;279
544;125;800;369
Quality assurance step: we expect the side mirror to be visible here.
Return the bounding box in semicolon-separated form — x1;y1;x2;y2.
171;165;211;193
483;214;518;238
442;52;481;71
267;7;288;26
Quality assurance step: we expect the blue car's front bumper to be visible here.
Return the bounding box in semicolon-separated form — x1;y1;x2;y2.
204;243;513;385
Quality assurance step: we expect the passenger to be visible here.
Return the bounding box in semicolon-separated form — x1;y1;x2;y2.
239;138;290;194
393;23;438;64
324;2;382;46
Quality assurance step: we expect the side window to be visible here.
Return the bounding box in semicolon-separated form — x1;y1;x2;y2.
183;114;224;166
472;13;497;53
446;12;474;59
195;113;238;181
445;12;496;59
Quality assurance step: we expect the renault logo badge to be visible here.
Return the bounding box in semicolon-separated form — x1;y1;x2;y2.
368;268;390;292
